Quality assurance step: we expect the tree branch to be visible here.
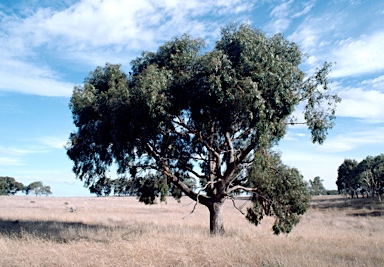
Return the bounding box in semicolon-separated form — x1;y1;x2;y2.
183;181;216;219
145;142;209;205
228;196;246;215
225;132;235;164
184;166;208;179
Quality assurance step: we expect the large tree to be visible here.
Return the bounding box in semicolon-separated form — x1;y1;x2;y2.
67;24;340;235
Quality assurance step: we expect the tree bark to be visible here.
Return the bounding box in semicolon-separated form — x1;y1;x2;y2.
208;201;225;235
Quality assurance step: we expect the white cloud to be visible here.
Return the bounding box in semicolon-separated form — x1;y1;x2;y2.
265;0;294;33
0;57;74;97
5;0;252;50
0;145;45;166
331;31;384;78
362;75;384;90
40;136;67;149
283;131;307;141
292;0;315;18
0;146;46;157
0;0;253;97
288;13;340;53
266;0;315;34
318;127;384;153
270;0;294;18
337;88;384;121
0;157;23;166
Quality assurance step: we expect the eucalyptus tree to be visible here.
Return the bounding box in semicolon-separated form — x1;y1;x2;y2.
23;181;52;196
89;176;113;196
358;154;384;200
67;24;340;235
337;155;384;200
336;159;360;198
309;176;326;196
0;176;24;195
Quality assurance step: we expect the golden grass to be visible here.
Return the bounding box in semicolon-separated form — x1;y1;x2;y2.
1;195;384;267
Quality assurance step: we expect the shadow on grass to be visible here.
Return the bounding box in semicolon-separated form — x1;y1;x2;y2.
310;196;384;217
349;211;383;217
0;218;145;243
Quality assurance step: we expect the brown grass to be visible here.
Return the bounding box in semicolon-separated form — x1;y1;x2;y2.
1;195;384;267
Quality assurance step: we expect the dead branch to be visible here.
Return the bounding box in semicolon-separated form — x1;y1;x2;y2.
228;196;246;215
183;181;215;219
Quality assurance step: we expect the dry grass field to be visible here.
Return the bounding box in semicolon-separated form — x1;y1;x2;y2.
1;195;384;267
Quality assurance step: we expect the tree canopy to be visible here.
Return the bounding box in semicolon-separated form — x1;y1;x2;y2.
67;24;340;235
336;159;360;197
23;181;52;196
0;176;24;195
336;155;384;200
309;176;327;196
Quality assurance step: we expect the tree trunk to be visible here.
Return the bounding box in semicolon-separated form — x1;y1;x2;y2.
208;201;225;235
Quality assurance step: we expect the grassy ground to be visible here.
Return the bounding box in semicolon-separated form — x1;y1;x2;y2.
0;195;383;266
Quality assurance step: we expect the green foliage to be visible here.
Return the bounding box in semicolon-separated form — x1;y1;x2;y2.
358;154;384;199
134;175;168;204
87;174;188;204
67;23;339;234
0;176;24;195
336;155;384;199
89;177;113;196
246;150;310;235
309;176;327;196
326;190;339;195
23;181;52;196
336;159;359;195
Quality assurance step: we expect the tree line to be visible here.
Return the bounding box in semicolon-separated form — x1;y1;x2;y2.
336;154;384;200
0;177;52;196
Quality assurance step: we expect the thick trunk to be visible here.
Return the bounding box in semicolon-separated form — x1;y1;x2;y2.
208;201;225;235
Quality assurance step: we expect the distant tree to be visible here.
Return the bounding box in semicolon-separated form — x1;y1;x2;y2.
336;159;360;198
326;190;339;195
23;181;52;196
336;155;384;200
309;176;326;196
0;176;24;195
66;23;340;235
358;154;384;201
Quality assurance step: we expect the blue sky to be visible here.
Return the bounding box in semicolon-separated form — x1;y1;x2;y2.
0;0;383;196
